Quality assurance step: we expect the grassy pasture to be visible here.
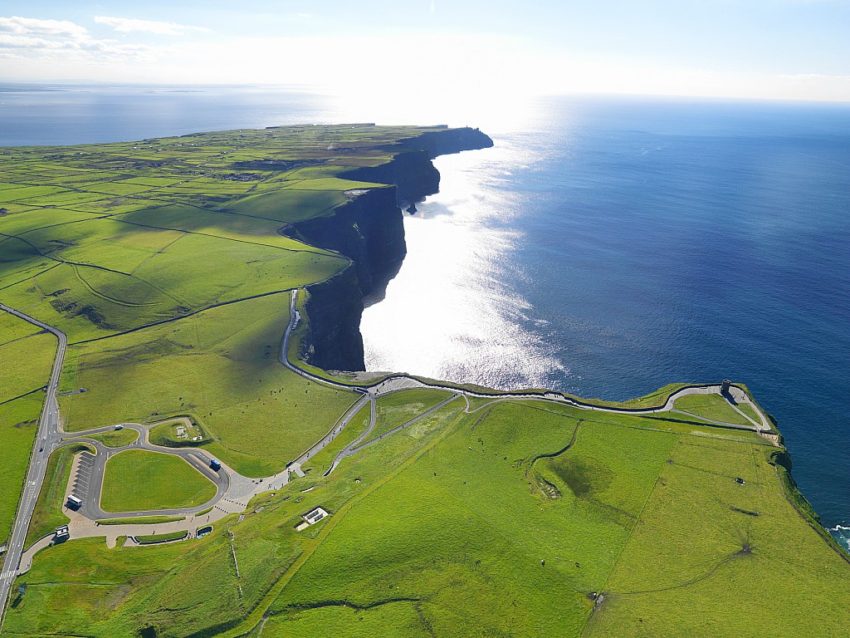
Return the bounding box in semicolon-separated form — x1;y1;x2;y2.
0;312;55;546
0;395;41;547
223;188;348;224
60;293;359;476
363;388;456;444
115;204;337;255
148;419;208;447
100;450;216;513
5;396;850;637
87;428;139;448
674;393;754;425
585;438;850;636
301;402;372;475
0;208;101;236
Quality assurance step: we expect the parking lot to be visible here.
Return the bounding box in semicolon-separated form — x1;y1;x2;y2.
70;452;96;502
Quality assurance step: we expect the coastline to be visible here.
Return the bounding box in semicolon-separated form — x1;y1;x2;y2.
290;131;849;558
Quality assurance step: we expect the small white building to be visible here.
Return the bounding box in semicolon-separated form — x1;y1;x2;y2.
295;507;329;532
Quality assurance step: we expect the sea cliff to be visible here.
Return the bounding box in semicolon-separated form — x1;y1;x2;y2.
288;127;493;371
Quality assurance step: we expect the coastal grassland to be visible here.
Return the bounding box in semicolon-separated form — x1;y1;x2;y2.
300;401;372;475
59;293;359;476
100;450;216;512
674;393;754;425
25;443;94;546
584;437;850;636
221;188;349;224
0;309;42;343
0;217;346;342
0;330;55;400
735;401;761;423
261;401;675;637
362;388;457;444
0;395;41;546
577;382;690;409
2;397;465;637
0;123;445;370
114;204;338;253
6;393;849;637
86;428;139;448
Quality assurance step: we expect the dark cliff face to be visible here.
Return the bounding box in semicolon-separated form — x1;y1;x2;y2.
400;127;494;159
289;127;493;372
283;188;405;371
342;127;494;208
283;187;406;300
300;268;366;372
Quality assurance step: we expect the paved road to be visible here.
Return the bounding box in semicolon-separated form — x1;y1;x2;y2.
0;304;67;628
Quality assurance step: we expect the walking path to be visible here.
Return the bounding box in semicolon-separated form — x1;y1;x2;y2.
0;295;776;626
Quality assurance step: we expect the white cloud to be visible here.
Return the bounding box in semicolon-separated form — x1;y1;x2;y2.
0;15;154;61
0;16;88;38
94;16;209;36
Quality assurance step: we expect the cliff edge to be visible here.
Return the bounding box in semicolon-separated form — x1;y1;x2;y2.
289;127;493;371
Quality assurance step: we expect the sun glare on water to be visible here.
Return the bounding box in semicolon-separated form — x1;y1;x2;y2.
361;133;567;389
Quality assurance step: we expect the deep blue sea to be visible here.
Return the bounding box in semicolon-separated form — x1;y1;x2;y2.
2;85;849;549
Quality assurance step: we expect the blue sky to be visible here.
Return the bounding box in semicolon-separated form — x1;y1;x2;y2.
1;1;849;101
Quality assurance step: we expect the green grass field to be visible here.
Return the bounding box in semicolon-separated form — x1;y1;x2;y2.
100;450;217;512
674;393;754;425
148;418;209;447
59;293;358;476
301;401;372;475
0;394;42;547
364;388;456;444
0;311;55;546
7;395;848;637
87;428;139;448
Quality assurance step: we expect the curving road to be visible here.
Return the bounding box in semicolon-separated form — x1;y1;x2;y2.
0;294;776;626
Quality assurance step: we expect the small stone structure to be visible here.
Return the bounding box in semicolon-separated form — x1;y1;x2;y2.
295;506;329;532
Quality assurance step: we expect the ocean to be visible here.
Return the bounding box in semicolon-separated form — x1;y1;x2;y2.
2;85;849;549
